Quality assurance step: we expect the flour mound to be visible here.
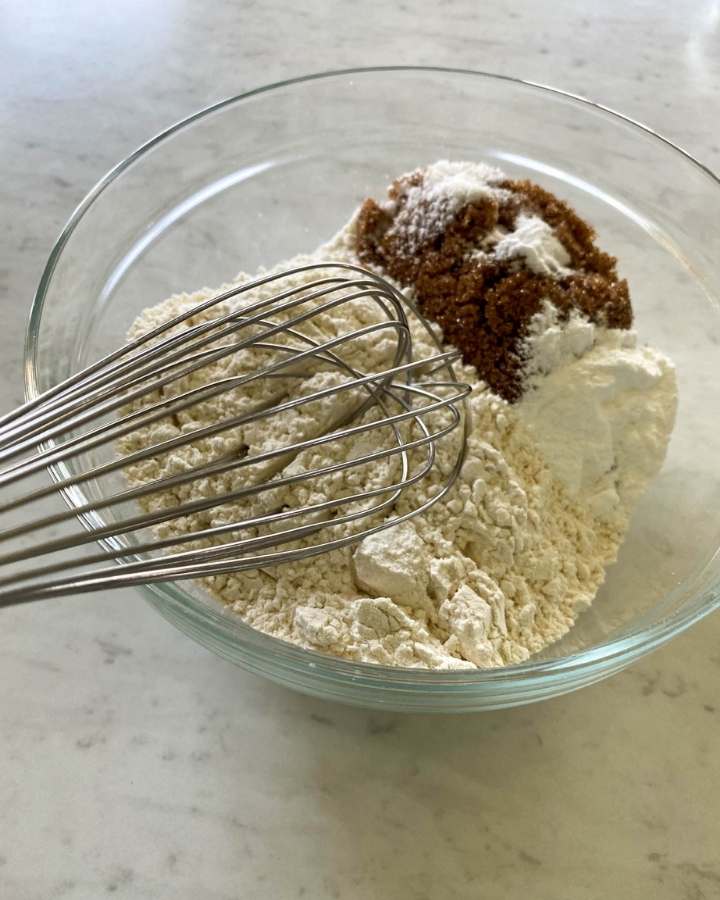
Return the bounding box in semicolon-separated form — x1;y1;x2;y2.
518;302;677;525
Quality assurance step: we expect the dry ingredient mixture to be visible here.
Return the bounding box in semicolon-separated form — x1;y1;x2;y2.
121;161;677;669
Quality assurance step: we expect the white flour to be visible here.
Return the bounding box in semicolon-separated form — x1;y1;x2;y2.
493;214;573;276
518;303;678;525
386;160;509;252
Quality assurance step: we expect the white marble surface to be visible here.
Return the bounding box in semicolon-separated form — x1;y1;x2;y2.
2;2;720;897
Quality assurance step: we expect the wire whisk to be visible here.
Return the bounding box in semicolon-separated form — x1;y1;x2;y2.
0;263;469;607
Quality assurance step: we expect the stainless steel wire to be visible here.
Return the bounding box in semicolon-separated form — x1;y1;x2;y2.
0;263;469;606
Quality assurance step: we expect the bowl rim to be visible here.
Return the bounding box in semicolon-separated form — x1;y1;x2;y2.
25;65;720;689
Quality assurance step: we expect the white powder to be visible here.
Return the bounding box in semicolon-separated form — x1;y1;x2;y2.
518;305;677;525
522;301;596;377
494;214;574;276
353;522;433;612
386;160;509;252
419;159;507;207
120;216;644;670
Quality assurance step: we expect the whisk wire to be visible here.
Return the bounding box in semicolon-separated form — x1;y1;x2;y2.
0;265;404;437
0;263;469;607
0;283;410;460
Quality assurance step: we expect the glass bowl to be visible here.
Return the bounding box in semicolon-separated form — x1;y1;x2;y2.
26;67;720;712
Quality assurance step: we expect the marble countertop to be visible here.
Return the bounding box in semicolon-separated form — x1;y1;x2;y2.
1;2;719;897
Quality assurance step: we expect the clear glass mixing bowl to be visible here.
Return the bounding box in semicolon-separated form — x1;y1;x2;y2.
26;68;720;711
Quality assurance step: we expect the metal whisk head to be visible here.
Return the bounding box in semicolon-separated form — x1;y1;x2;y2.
0;263;469;606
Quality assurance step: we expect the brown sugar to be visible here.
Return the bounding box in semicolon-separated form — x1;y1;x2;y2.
355;168;632;402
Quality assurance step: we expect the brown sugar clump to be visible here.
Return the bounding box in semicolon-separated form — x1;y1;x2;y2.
355;168;632;402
